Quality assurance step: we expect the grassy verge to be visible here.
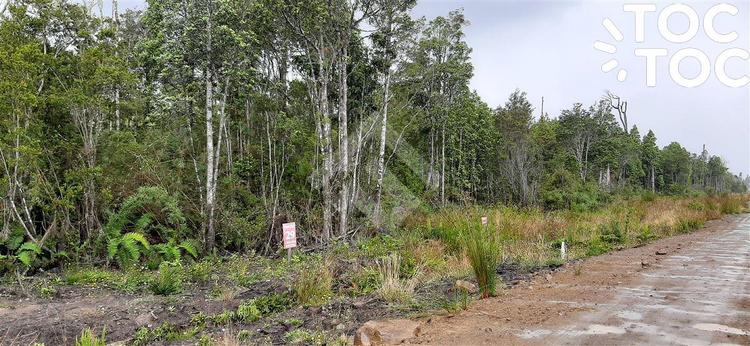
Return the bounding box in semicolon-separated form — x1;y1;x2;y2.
6;194;747;345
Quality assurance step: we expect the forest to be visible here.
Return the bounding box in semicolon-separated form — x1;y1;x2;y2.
2;0;749;344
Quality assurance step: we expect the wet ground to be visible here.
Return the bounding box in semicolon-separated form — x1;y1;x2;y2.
410;215;750;345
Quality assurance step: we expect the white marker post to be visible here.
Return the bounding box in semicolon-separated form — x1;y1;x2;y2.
561;241;567;260
282;222;297;262
481;216;488;226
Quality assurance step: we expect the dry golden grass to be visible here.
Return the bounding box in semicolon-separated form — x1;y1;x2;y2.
412;194;749;267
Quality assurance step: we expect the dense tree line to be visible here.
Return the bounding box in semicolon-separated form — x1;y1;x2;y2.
0;0;745;268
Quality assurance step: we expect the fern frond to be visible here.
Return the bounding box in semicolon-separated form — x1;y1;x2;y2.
178;240;199;258
18;242;42;254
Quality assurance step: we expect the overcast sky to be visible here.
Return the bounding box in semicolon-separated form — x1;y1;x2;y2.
94;0;750;175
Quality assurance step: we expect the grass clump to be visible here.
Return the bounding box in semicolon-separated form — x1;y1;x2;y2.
293;261;333;306
149;262;183;296
377;253;421;303
464;224;501;298
284;329;326;345
75;328;106;346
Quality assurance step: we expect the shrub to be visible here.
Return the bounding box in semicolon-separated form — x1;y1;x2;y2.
75;328;106;346
463;224;501;298
293;261;333;306
149;261;183;295
377;253;421;303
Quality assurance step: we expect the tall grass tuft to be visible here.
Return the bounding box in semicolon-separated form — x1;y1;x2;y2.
464;223;501;298
293;260;333;306
149;261;183;295
75;328;106;346
377;253;420;303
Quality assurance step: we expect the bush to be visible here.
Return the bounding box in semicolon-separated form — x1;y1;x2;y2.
149;261;183;295
75;328;106;346
293;261;333;306
463;224;501;298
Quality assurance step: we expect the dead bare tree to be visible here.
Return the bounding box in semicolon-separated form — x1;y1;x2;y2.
605;91;628;134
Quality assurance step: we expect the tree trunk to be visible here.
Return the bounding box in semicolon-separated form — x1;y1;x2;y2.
338;49;349;237
204;68;216;251
374;65;391;227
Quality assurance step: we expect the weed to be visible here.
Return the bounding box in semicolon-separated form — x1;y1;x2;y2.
464;224;501;298
75;328;105;346
236;301;262;322
348;265;380;296
149;261;183;296
377;253;421;303
284;329;326;345
284;318;303;327
187;259;213;283
293;261;333;306
38;285;56;299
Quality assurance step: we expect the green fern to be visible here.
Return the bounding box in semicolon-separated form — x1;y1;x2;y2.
178;240;199;259
16;242;42;267
108;232;150;268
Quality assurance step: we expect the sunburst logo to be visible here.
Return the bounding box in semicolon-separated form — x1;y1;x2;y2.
594;3;749;88
595;18;627;82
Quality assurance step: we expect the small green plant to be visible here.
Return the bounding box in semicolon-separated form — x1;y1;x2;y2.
107;232;150;268
585;237;610;256
463;224;501;298
187;259;213;283
38;285;56;299
75;328;106;346
149;261;183;295
294;261;333;306
16;242;42;267
636;226;657;244
284;329;326;345
284;318;303;327
236;301;262;322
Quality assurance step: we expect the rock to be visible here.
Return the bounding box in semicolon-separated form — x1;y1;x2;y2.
134;312;155;327
352;300;368;308
641;260;650;268
354;319;422;346
655;249;668;255
455;280;478;293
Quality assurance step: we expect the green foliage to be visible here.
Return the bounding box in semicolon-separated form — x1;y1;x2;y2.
284;329;326;345
293;261;333;306
149;262;183;296
16;242;42;267
107;232;150;268
463;224;501;298
75;328;106;346
105;187;186;243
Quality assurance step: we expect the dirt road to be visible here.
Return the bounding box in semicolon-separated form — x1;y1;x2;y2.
409;215;750;346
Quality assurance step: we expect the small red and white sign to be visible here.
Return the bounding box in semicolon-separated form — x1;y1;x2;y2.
282;222;297;249
481;216;488;225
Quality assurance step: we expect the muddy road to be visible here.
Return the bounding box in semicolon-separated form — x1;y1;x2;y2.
410;215;750;346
